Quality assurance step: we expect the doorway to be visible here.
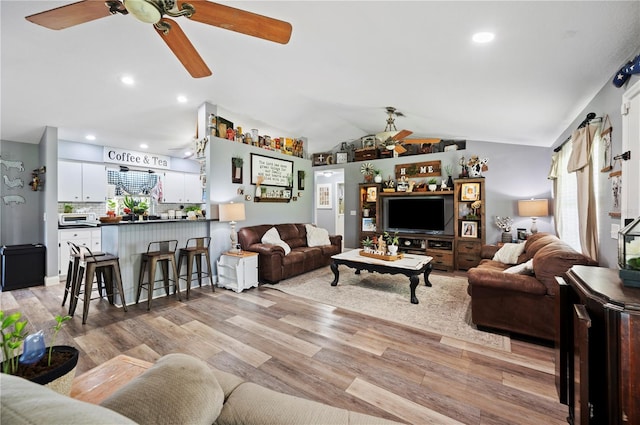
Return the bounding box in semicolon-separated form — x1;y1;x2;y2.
313;169;345;247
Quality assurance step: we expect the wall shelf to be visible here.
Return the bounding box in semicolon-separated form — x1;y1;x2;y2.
254;197;290;203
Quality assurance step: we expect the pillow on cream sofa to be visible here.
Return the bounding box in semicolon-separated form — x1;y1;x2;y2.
262;227;291;255
101;353;224;425
492;243;526;265
305;224;331;247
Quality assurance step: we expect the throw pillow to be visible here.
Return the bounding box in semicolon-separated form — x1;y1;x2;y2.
101;354;224;425
492;243;526;265
305;224;331;247
503;259;534;274
261;227;291;255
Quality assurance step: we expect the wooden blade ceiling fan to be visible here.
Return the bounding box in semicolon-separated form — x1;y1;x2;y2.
377;106;440;154
25;0;293;78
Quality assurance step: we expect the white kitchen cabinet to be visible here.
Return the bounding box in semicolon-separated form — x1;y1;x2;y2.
58;228;101;275
216;251;258;293
183;173;202;203
162;171;202;204
82;163;108;202
58;161;82;202
58;161;107;202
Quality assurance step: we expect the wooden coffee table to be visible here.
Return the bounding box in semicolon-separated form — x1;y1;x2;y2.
330;250;433;304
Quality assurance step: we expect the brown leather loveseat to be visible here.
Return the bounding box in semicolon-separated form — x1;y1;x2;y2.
238;223;342;284
466;233;597;341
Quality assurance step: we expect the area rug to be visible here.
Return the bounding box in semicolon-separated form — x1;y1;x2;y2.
263;266;510;351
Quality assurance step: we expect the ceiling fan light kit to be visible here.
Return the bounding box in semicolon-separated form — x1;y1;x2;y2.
124;0;162;23
25;0;292;78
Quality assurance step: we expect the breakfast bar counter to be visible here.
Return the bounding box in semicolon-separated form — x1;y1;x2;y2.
101;219;215;304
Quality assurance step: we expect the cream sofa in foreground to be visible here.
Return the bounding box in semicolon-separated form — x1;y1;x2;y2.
1;353;402;425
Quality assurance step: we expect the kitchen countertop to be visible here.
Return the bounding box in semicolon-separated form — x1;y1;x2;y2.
99;218;217;226
58;218;216;229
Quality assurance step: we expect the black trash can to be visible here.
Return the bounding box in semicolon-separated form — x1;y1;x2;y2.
1;244;46;291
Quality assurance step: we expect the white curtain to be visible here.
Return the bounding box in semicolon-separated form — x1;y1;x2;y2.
548;146;581;252
565;123;600;261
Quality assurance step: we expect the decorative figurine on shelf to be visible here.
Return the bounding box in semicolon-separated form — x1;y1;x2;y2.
459;156;469;178
377;237;386;256
383;176;395;192
467;155;489;177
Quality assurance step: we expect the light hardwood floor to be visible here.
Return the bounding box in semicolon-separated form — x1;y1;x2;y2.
0;273;569;425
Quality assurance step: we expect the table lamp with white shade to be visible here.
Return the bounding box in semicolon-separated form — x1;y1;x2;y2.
219;202;246;253
518;199;549;234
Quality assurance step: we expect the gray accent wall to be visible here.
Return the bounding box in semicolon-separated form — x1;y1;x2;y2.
0;139;43;245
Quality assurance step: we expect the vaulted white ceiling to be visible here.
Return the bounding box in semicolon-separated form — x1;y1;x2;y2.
2;1;639;157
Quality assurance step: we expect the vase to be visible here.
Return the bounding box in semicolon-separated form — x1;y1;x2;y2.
501;232;512;243
447;175;454;188
428;184;437;191
374;174;382;183
388;245;398;256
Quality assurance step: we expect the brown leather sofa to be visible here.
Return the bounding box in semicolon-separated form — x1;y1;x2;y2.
466;233;597;341
238;223;342;284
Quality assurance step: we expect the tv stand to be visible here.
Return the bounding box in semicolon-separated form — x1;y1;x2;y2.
397;234;454;271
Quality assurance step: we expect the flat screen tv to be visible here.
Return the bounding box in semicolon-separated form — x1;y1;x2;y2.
382;195;454;235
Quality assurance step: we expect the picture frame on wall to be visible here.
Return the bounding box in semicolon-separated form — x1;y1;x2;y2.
316;183;332;209
461;221;478;238
460;183;480;201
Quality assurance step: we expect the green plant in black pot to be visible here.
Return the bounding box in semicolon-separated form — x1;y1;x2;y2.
1;310;79;394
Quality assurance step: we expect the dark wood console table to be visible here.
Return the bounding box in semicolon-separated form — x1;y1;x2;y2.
556;265;640;425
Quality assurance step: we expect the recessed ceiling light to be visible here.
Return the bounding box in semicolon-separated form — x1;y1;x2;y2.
177;95;188;103
120;75;135;85
85;134;96;141
140;143;148;149
472;32;495;43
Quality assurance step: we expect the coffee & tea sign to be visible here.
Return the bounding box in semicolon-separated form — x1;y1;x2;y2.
103;147;171;170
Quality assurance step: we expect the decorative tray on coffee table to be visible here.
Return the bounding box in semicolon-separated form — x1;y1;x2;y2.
359;250;404;261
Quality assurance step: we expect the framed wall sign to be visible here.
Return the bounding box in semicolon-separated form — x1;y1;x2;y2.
250;153;293;187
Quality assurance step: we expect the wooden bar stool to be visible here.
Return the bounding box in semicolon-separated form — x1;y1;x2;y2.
69;244;127;324
136;240;181;310
177;237;215;299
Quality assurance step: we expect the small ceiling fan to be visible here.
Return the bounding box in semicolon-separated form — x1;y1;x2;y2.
25;0;293;78
376;106;440;154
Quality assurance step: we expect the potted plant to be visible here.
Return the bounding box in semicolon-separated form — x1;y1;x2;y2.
427;178;438;191
361;236;374;251
373;169;383;183
106;198;117;217
383;231;399;255
63;203;73;214
362;202;371;217
1;311;78;395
